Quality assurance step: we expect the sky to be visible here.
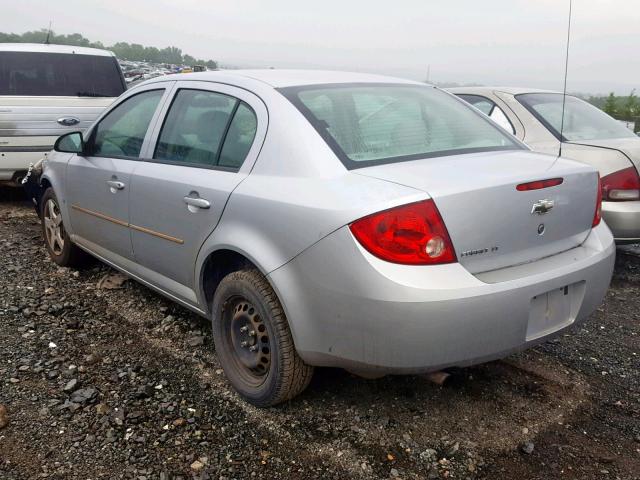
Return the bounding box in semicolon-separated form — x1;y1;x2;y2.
3;0;639;95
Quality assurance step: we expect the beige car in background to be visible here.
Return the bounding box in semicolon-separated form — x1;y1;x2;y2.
0;43;126;185
450;87;640;243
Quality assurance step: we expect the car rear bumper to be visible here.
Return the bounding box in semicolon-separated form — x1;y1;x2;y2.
0;150;49;182
602;200;640;243
269;223;615;374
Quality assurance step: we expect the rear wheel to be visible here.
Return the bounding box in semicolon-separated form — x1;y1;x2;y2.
41;188;88;268
212;269;314;407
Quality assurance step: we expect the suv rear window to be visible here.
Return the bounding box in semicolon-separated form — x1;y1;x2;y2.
280;84;522;169
0;51;125;97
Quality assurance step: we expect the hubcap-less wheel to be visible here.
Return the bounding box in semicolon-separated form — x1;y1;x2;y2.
213;269;314;406
226;297;272;386
43;199;65;256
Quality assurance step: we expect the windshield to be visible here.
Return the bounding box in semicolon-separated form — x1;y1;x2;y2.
281;84;523;169
516;93;636;142
0;51;125;97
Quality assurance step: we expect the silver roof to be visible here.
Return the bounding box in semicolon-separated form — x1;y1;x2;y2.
144;69;426;89
0;43;115;57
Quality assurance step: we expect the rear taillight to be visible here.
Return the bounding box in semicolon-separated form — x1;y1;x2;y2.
593;174;602;227
601;166;640;201
349;199;456;265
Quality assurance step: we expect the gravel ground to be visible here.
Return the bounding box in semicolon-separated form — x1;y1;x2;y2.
0;188;638;480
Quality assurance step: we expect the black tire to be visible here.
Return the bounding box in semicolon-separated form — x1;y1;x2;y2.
40;187;89;268
212;269;314;406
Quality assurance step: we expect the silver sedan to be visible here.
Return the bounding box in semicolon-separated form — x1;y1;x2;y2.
450;87;640;243
40;71;614;406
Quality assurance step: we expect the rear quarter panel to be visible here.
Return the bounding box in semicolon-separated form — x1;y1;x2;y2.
194;172;426;307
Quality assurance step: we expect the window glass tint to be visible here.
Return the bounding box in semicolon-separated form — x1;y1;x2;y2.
0;51;125;97
155;90;237;166
287;85;521;168
219;103;257;169
90;90;163;157
517;93;636;141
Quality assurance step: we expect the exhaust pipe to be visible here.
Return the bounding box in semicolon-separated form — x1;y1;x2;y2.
424;371;451;386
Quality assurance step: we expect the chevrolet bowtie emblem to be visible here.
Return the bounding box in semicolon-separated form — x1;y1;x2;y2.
531;199;554;215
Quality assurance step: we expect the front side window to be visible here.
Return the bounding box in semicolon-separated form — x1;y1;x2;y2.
281;84;522;169
516;93;636;141
89;89;164;158
0;51;125;97
456;94;515;134
154;89;257;169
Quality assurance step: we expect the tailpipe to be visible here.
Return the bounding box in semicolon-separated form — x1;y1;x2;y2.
424;371;451;386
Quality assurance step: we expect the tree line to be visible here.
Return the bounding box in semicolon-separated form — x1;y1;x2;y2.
587;91;639;131
0;29;218;69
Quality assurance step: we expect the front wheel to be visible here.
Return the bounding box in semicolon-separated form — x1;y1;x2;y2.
212;269;314;407
41;188;88;268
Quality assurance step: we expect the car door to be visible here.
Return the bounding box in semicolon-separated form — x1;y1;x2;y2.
65;85;170;262
128;81;267;300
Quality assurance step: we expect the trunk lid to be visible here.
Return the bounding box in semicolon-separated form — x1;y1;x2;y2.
567;137;640;170
355;150;599;274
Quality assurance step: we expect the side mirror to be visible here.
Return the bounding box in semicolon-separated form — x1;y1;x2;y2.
54;132;84;154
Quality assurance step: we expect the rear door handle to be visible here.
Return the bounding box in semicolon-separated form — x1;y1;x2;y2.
106;180;125;191
183;196;210;209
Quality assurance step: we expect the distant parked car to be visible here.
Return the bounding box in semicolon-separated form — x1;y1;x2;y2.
41;71;613;406
0;43;126;186
449;87;640;243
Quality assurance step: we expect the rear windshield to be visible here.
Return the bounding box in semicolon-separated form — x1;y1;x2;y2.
0;51;125;97
280;83;523;169
516;93;636;142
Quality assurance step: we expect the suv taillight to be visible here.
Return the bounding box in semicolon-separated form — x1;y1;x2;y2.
349;199;456;265
593;174;602;227
601;166;640;201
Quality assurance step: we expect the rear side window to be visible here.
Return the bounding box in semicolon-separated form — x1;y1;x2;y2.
89;89;164;158
281;84;522;169
219;103;258;169
456;94;515;134
154;89;257;169
457;94;494;115
0;51;125;97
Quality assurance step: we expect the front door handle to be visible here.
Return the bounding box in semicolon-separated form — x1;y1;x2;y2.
106;180;125;192
183;196;211;210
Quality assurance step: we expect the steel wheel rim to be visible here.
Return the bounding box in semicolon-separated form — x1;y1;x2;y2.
44;199;65;255
224;296;272;387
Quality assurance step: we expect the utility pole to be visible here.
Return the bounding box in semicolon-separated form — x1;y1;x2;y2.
44;21;52;44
